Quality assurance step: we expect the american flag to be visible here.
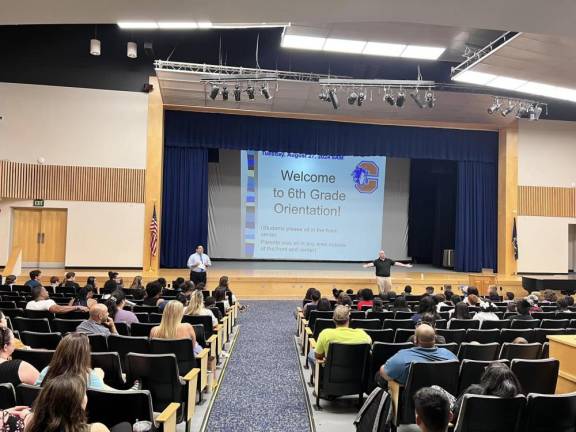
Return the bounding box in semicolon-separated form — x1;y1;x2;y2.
512;217;518;260
150;204;159;257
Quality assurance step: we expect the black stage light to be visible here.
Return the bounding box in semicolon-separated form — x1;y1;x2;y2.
261;85;272;100
357;92;365;106
487;98;501;114
347;91;358;105
328;88;339;110
246;86;255;100
396;91;405;107
410;92;425;109
234;85;242;101
222;86;229;101
209;85;220;100
384;92;395;106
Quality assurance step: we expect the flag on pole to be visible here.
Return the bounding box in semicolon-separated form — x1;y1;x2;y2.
512;217;518;260
150;204;159;257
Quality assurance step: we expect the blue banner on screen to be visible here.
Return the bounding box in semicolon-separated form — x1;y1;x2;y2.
240;151;386;260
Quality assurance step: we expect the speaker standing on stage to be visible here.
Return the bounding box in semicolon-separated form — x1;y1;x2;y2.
362;250;412;294
187;245;211;285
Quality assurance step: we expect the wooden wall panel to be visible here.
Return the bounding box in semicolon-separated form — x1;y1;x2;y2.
0;160;145;203
518;185;576;217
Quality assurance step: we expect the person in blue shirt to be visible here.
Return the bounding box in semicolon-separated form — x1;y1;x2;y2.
24;270;42;288
380;323;457;385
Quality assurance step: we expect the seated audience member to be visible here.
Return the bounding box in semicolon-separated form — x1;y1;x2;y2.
86;276;97;291
465;286;480;297
412;296;440;322
102;272;120;294
409;313;446;344
414;387;452;432
381;324;457;385
473;300;499;323
4;275;17;289
26;374;113;432
196;282;207;291
0;406;30;431
77;304;117;336
487;285;501;302
69;285;97;309
510;299;533;320
425;286;434;296
566;295;575;307
435;294;450;312
172;277;185;291
217;275;237;303
465;294;479;307
49;276;60;290
0;328;39;387
24;270;42;288
317;297;332;312
62;272;81;292
308;305;371;366
543;290;558;304
106;290;138;326
213;287;230;311
527;294;543;313
557;297;571;313
403;285;412;295
451;362;521;422
512;337;529;344
0;313;25;349
391;296;411;313
345;289;354;296
449;302;470;324
303;287;316;305
337;293;353;307
156;277;168;290
450;295;461;305
185;290;218;326
357;288;375;310
151;301;203;355
504;291;515;303
26;286;88;314
204;296;223;321
332;288;343;300
177;281;195;305
36;332;107;390
143;282;165;308
129;275;143;290
369;297;384;313
303;289;321;320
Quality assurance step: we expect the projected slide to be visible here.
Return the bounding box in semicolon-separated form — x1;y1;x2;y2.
240;151;386;260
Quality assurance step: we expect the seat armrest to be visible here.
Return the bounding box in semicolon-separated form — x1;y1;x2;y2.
309;338;317;350
182;368;200;422
388;380;403;424
195;348;210;391
156;402;180;432
305;327;313;336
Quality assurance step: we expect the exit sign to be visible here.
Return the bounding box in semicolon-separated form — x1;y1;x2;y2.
33;199;44;207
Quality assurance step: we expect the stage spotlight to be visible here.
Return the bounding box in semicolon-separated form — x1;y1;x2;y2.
222;86;229;101
209;85;220;100
246;86;255;100
529;104;543;121
234;85;242;102
487;98;501;114
261;85;272;100
127;41;137;59
425;91;435;108
396;91;406;107
501;102;515;117
357;92;365;106
516;104;528;118
90;39;101;56
319;88;329;101
328;88;339;110
347;91;358;105
384;91;395;106
410;91;426;109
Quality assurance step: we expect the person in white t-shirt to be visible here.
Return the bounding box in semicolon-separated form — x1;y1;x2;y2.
26;286;88;314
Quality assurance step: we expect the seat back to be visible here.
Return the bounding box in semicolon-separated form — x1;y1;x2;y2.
500;328;534;343
15;384;41;407
108;335;150;370
540;319;569;329
190;325;207;348
54;311;89;320
114;321;130;336
510;319;540;329
12;349;55;372
150;338;196;376
366;311;394;323
125;353;183;415
481;319;510;330
313;318;336;339
148;313;163;323
401;360;460;424
0;383;16;409
130;322;156;337
52;318;83;334
364;329;394;343
524;392;576;432
350;319;381;330
449;319;480;330
383;319;415;331
436;328;466;344
436;343;459;355
511;358;559;395
88;334;108;353
457;359;509;395
370;342;413;382
394;328;415;343
0;309;24;320
465;329;500;344
20;331;62;350
458;342;500;361
308;310;333;329
531;312;556;320
86;389;155;427
499;343;542;361
454;394;526;432
394;311;415;320
182;314;214;336
91;352;126;389
134;312;150;323
321;343;370;397
533;328;565;344
133;305;159;314
13;317;51;333
23;310;54;320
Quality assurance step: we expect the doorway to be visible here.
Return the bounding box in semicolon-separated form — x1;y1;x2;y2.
11;208;67;268
569;224;576;272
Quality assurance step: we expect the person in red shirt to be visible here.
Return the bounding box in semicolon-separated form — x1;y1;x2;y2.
357;288;375;310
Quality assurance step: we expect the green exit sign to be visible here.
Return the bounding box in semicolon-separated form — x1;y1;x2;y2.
33;199;44;207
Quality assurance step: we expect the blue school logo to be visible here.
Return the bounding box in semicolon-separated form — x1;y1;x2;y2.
351;161;379;193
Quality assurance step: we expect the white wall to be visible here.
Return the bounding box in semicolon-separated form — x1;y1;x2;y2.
517;120;576;273
0;83;148;268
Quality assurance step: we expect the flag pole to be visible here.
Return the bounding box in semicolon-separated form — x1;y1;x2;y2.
149;201;155;272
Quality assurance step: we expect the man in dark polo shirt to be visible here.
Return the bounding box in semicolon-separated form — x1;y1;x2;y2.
362;250;412;294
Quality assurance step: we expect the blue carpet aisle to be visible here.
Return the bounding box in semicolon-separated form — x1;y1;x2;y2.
205;300;311;432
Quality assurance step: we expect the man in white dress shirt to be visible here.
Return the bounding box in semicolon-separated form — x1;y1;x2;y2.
187;245;212;286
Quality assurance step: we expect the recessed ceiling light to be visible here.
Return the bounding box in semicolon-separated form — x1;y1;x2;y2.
401;45;445;60
281;34;326;50
486;76;527;90
362;42;406;57
452;70;497;85
117;22;158;29
158;22;198;29
197;21;213;29
323;38;366;54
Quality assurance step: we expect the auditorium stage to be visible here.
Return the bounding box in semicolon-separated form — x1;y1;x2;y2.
7;262;525;300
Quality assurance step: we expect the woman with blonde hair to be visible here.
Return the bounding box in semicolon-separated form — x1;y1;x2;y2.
185;290;218;326
150;301;203;355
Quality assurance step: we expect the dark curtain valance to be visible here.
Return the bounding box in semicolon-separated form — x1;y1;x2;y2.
165;111;498;163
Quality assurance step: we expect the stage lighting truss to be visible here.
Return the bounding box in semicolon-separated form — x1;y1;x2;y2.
485;96;547;120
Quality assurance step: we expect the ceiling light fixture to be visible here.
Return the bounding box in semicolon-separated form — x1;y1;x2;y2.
281;34;326;50
396;90;406;107
246;86;255;100
221;86;229;101
328;88;339;110
117;22;158;29
425;90;435;108
197;21;213;29
529;104;543;121
347;91;358;105
401;45;446;60
209;85;220;100
323;38;366;54
319;88;329;102
261;85;272;100
357;91;365;106
234;85;241;102
384;89;395;106
90;38;101;56
487;98;501;114
158;22;198;29
127;41;137;59
363;42;406;57
501;102;515;117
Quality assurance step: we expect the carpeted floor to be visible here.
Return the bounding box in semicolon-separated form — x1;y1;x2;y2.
205;301;311;432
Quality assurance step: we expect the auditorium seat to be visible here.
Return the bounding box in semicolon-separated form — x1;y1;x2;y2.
313;342;370;409
133;312;150;323
23;310;54;320
394;328;415;343
449;319;480;330
499;342;542;361
108;335;150;371
133;305;159;314
510;319;540;329
15;384;40;407
366;311;394;323
114;321;130;336
350;319;381;330
0;383;16;409
533;328;565;344
523;392;576;432
511;358;559;394
364;329;394;343
532;312;556;320
349;311;366;320
91;352;126;389
20;331;62;350
0;308;24;320
369;341;413;388
394;311;415;320
454;394;525;432
436;343;459;355
12;349;54;373
307;310;333;329
130;322;156;337
0;301;17;309
555;312;575;320
148;313;163;323
88;334;108;353
465;328;500;343
13;317;51;333
481;319;510;330
500;328;534;343
383;319;415;331
458;342;500;361
435;319;447;329
457;359;509;395
182;315;215;337
86;388;157;429
52;318;83;333
54;311;89;320
436;328;466;344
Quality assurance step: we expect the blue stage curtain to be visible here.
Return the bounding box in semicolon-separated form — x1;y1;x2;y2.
165;111;497;162
455;161;498;272
160;146;208;268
